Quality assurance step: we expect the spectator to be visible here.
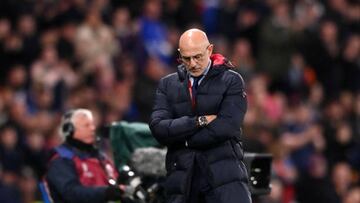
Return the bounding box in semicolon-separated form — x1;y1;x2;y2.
343;186;360;203
75;7;117;72
0;124;24;180
295;154;338;203
0;164;22;203
257;0;298;91
231;38;256;83
139;0;173;66
331;162;354;202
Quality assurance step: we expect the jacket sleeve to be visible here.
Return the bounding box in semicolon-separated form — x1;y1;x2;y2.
150;77;198;146
187;73;247;149
46;157;108;203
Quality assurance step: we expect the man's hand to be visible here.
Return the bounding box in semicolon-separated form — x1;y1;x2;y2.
205;115;217;123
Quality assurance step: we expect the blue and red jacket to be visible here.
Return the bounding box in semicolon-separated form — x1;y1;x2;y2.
43;139;119;203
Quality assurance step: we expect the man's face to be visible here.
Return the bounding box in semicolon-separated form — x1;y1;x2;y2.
72;113;96;144
179;44;213;77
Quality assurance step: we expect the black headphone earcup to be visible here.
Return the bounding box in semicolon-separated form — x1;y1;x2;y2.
62;122;74;137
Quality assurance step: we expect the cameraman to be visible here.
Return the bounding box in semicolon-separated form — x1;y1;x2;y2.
44;109;128;203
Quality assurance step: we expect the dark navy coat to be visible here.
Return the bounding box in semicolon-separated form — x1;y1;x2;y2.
150;54;251;203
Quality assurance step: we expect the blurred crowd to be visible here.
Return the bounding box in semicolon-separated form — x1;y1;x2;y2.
0;0;359;202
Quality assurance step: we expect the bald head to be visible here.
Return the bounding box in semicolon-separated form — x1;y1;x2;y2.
179;28;210;52
177;28;213;76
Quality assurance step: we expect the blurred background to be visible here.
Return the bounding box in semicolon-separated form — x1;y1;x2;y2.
0;0;359;202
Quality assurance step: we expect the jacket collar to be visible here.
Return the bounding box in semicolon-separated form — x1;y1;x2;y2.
177;53;233;81
65;136;98;155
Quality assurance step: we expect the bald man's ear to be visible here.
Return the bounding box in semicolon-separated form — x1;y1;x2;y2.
208;44;214;55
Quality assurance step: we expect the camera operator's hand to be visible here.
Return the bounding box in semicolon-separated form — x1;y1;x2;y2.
119;184;135;197
106;184;141;202
119;184;147;202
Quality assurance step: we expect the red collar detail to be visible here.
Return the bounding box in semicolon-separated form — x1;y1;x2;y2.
210;54;226;66
210;53;234;68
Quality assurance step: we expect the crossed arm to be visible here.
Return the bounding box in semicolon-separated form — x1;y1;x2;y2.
150;74;247;149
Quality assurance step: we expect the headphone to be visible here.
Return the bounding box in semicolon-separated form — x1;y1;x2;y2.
62;110;75;138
